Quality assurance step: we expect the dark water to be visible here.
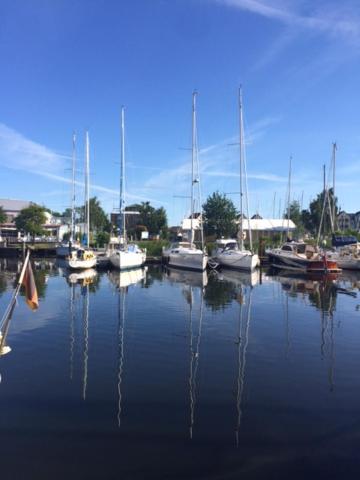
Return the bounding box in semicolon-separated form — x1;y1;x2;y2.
1;259;360;479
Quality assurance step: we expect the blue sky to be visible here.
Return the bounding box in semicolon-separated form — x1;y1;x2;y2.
1;0;360;225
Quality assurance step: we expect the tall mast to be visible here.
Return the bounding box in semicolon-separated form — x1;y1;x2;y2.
239;87;244;251
332;142;337;231
120;106;126;243
85;131;90;248
70;132;76;242
286;156;292;238
190;91;197;248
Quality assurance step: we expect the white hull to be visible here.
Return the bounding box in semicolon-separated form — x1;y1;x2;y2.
215;250;259;270
68;268;97;284
168;248;208;271
337;257;360;270
108;267;146;288
109;250;146;270
67;257;97;270
327;252;360;270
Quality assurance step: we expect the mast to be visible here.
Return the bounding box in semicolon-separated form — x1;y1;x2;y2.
239;87;244;251
332;142;337;231
286;156;292;238
190;92;197;248
70;132;76;243
120;106;126;244
85;131;90;249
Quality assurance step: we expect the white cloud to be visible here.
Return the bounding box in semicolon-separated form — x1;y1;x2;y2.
215;0;360;44
0;123;68;172
0;123;163;208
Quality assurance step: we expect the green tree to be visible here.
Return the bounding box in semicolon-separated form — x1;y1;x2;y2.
125;202;168;239
79;197;110;233
203;192;237;238
15;204;47;240
284;200;304;237
0;206;7;224
302;188;338;235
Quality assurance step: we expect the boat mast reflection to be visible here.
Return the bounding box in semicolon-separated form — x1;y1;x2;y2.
235;285;253;446
82;283;90;400
187;285;204;439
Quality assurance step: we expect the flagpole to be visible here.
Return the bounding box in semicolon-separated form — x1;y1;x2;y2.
0;250;31;353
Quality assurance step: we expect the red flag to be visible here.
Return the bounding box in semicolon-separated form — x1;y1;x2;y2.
22;261;39;310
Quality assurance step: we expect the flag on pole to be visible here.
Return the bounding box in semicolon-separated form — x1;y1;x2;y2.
22;260;39;310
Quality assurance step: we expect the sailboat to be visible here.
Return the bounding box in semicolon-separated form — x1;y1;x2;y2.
167;91;208;271
325;143;360;270
66;131;97;269
212;87;259;270
109;107;146;270
56;133;80;258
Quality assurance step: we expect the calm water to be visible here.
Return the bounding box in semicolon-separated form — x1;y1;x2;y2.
1;259;360;479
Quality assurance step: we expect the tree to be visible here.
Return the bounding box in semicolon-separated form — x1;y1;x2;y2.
203;192;237;238
302;188;338;235
79;197;110;233
0;206;6;225
125;202;168;239
15;204;47;240
284;200;304;237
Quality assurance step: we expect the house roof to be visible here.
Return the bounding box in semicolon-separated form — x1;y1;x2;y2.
240;218;296;231
0;198;31;212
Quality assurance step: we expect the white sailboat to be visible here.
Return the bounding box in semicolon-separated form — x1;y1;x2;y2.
109;107;146;270
212;87;259;270
168;91;208;272
326;143;360;270
66;131;97;270
56;133;80;258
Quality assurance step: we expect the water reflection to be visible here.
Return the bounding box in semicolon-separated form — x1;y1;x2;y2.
109;268;147;427
184;284;204;439
0;260;360;478
165;267;208;288
204;270;256;311
234;285;253;446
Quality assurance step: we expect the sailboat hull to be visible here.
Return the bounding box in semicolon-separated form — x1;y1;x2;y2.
215;250;259;270
168;248;208;271
67;257;97;270
109;250;146;270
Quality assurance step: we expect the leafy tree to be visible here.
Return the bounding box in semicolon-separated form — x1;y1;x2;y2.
95;231;110;247
78;197;110;233
283;200;304;237
203;192;237;238
125;202;168;239
302;188;338;235
15;204;47;240
0;206;7;224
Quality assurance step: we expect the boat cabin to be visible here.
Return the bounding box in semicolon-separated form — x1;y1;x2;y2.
280;242;316;259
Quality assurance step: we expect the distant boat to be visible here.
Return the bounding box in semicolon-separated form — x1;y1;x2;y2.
267;241;340;273
167;91;208;272
109;106;146;270
56;133;81;258
65;132;96;270
212;87;259;271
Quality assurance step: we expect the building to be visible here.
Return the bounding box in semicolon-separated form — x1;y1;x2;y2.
0;198;69;241
0;198;31;239
337;211;360;232
238;217;296;242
